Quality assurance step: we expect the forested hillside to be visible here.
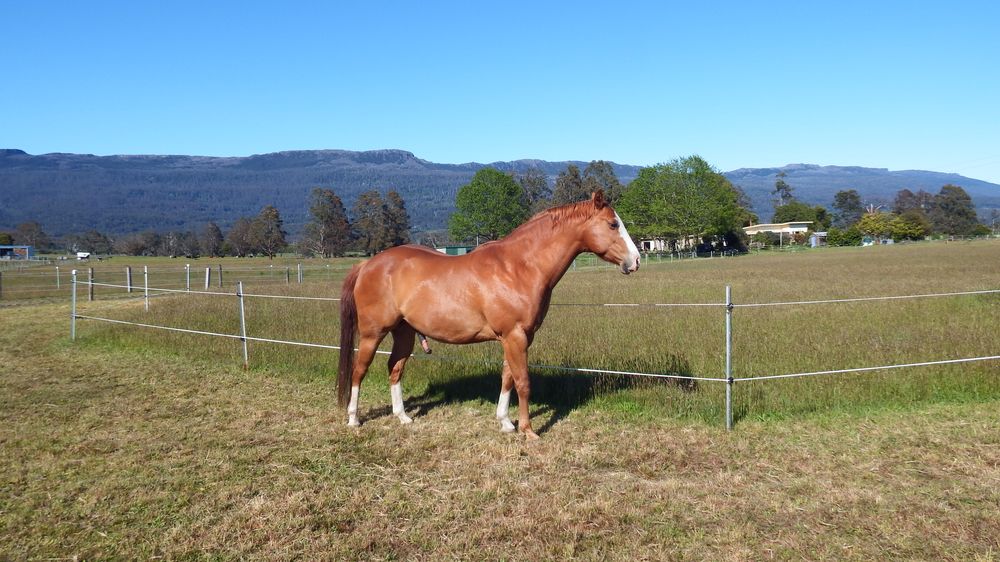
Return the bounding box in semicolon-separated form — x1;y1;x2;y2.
0;149;638;236
2;148;997;237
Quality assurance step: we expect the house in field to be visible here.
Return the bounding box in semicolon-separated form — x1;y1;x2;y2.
0;245;34;260
435;245;476;256
743;221;813;247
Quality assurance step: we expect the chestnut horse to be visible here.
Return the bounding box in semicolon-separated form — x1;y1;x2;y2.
337;190;640;438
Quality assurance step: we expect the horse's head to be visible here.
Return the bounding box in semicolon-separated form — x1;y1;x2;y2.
583;190;641;275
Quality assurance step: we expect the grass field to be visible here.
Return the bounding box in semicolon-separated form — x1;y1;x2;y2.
2;241;999;559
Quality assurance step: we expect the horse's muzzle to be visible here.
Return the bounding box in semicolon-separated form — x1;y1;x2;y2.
620;256;640;275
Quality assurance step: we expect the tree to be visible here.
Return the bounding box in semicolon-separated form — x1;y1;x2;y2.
832;189;864;228
0;232;12;245
893;189;933;215
929;184;978;235
76;229;113;255
226;217;255;257
352;191;391;255
771;201;831;230
200;222;224;257
826;225;863;246
14;222;51;250
616;155;749;242
516;166;551;213
772;171;794;209
772;201;817;223
583;161;625;203
856;212;893;240
300;188;352;257
251;205;287;259
384;190;411;247
449;167;530;243
551;165;587;206
890;210;931;241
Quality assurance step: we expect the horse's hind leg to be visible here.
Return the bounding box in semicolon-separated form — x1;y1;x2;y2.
496;361;516;433
348;333;385;427
388;323;417;424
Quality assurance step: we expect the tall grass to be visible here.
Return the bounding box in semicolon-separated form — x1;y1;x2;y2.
73;241;1000;426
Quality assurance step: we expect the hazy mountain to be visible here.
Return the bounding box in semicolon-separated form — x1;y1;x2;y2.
0;148;640;237
1;148;997;237
724;164;1000;221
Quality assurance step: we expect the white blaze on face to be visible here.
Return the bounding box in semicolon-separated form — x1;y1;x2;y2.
615;212;641;273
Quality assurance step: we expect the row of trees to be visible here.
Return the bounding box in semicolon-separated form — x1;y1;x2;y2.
448;161;630;242
770;177;990;246
449;156;756;248
449;157;996;251
3;188;412;258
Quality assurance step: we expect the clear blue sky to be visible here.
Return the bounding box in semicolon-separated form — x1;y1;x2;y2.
3;1;999;183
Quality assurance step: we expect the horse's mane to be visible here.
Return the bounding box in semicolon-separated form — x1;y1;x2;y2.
512;199;596;236
469;198;597;253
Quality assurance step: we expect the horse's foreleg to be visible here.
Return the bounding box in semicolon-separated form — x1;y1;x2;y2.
388;324;416;425
501;329;537;439
496;360;516;433
348;335;382;427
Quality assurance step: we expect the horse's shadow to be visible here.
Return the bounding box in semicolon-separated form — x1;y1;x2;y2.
394;356;697;435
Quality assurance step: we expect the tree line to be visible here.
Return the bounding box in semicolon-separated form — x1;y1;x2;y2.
1;188;412;258
448;156;756;250
767;176;992;246
448;156;997;250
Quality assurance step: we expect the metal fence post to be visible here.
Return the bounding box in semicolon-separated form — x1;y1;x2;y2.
71;270;77;340
285;267;290;284
237;281;249;369
126;266;133;293
56;266;61;289
725;285;734;431
218;265;223;288
0;271;3;299
144;266;149;311
88;267;94;302
186;263;191;292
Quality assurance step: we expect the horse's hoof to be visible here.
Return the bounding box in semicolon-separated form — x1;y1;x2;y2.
521;429;540;440
499;419;516;433
398;414;413;425
347;417;360;427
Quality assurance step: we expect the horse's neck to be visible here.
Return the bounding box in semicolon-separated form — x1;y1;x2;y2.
496;217;585;290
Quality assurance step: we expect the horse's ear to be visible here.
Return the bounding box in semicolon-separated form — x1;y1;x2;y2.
592;189;607;209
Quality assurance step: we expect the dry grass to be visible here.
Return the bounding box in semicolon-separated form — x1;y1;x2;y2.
2;241;1000;559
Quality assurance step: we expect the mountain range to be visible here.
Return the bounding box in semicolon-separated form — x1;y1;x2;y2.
1;148;998;237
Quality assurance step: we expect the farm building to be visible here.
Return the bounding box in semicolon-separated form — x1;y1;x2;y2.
436;245;476;256
0;245;34;260
743;221;813;246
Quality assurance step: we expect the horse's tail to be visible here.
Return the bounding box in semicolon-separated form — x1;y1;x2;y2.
337;262;364;407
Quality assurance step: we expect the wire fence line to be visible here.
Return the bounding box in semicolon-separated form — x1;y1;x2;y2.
67;272;999;429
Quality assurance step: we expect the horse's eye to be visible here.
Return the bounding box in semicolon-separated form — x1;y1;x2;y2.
609;220;620;230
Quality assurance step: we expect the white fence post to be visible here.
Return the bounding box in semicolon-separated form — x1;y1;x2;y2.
56;266;61;289
725;285;734;431
237;281;249;369
297;263;303;283
144;266;149;311
186;263;191;292
126;266;133;293
205;267;211;290
71;269;77;340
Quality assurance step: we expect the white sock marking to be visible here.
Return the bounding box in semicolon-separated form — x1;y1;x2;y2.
347;385;360;427
391;383;412;424
496;390;515;432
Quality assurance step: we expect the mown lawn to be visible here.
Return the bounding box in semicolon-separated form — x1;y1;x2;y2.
2;241;999;559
